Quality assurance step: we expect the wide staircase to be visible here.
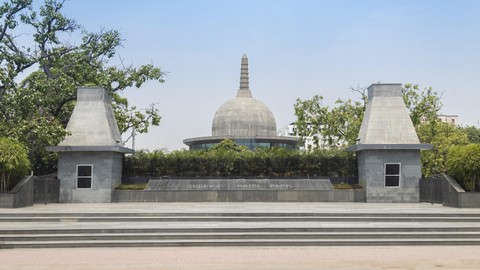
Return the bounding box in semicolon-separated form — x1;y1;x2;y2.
1;203;480;248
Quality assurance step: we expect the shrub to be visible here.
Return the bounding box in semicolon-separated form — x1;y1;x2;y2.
0;137;31;192
123;146;357;178
446;144;480;191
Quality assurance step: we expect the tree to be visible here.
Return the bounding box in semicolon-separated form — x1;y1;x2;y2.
293;95;329;149
293;95;365;149
326;98;365;147
0;137;30;192
446;144;480;191
459;125;480;144
402;84;442;126
417;121;469;177
0;0;34;101
0;0;164;173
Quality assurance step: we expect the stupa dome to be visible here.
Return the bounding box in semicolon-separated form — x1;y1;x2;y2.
211;55;276;137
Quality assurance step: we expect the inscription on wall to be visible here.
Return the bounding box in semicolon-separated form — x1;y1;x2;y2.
146;179;333;191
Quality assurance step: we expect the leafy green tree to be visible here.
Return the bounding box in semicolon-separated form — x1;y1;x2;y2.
402;84;442;126
446;144;480;191
417;121;469;177
293;95;329;149
0;137;31;192
0;0;164;173
0;0;34;101
326;98;365;147
459;125;480;144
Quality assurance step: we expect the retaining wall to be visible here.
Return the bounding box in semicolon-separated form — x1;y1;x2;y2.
112;189;366;203
420;174;480;208
0;175;34;208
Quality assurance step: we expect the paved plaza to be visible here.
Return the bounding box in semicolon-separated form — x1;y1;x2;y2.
2;246;480;270
2;202;480;269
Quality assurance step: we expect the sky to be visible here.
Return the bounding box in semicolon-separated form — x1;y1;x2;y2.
56;0;480;151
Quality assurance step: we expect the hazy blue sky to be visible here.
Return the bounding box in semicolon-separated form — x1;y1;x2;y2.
60;0;480;151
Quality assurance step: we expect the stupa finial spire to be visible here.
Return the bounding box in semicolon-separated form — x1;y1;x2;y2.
240;54;249;90
236;54;253;98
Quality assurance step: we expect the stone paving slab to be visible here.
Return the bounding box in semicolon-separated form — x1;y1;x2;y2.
2;202;480;214
1;246;480;270
2;221;480;231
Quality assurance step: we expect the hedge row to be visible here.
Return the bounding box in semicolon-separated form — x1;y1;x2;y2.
123;148;357;178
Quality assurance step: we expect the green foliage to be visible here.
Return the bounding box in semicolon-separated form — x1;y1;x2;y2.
459;125;480;144
293;95;364;149
0;137;31;192
332;182;363;190
115;184;147;190
417;121;469;177
209;139;248;152
403;84;442;126
0;0;164;173
124;147;356;178
446;144;480;191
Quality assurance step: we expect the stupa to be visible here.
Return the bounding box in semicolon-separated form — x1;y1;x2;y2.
184;55;298;150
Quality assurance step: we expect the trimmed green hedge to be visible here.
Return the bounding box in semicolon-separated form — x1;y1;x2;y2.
123;148;357;178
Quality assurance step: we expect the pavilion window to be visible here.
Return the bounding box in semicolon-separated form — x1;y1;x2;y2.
77;165;93;189
385;163;400;187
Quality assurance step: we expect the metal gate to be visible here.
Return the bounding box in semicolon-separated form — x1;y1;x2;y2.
33;175;60;204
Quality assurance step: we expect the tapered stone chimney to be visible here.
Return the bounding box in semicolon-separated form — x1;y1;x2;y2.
48;87;132;203
59;87;124;147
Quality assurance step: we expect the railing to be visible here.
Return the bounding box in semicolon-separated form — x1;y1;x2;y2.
33;174;59;204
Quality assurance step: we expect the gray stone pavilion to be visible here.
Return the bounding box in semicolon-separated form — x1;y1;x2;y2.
348;84;431;203
47;87;133;203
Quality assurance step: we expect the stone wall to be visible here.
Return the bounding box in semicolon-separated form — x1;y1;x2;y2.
0;175;34;208
113;189;366;203
58;151;123;203
357;150;421;203
420;174;480;208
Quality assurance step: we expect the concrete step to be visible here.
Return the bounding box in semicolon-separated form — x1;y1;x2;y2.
2;216;480;222
2;211;479;217
2;231;480;241
2;212;480;217
2;225;480;234
4;238;480;249
2;208;480;248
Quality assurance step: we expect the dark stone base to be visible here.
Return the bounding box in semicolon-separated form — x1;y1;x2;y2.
146;178;334;191
113;190;366;203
